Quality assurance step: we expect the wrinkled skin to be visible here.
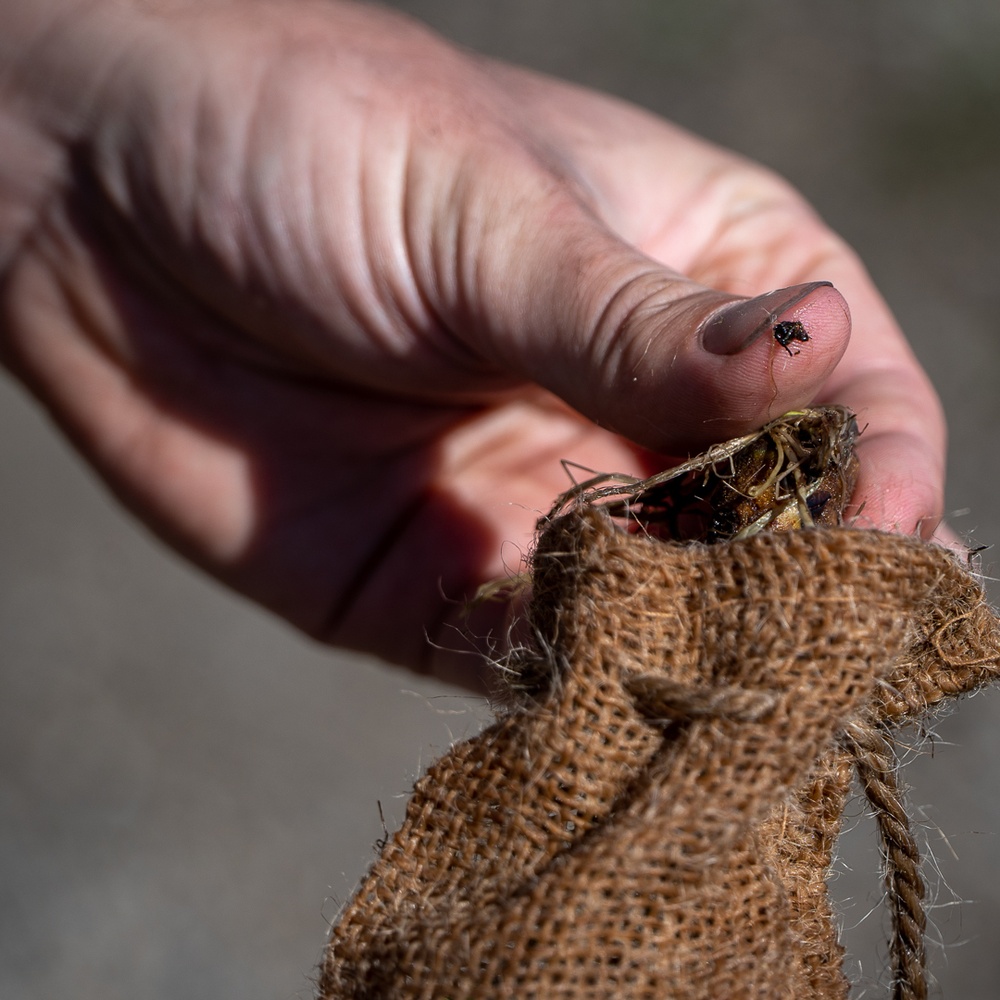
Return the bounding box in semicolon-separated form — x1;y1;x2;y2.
0;0;947;685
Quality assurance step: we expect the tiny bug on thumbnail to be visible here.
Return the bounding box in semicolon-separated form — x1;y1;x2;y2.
772;320;809;356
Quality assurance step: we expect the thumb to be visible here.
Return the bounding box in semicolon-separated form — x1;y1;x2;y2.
469;211;851;454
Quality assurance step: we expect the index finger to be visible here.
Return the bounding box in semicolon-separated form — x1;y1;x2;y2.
814;255;947;539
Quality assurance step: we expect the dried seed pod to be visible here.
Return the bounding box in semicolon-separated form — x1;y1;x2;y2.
555;405;859;543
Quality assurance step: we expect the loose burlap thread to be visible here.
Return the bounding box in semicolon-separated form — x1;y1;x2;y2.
319;506;1000;999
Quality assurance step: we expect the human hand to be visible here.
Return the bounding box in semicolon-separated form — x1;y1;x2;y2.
0;0;946;686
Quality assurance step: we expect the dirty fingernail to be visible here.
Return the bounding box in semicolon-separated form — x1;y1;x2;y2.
701;281;834;356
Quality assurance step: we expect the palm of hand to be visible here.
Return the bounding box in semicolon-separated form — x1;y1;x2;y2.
1;1;944;683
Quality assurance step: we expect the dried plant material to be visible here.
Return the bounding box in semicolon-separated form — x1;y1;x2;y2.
556;405;859;541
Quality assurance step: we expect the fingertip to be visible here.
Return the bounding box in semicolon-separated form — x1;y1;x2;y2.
497;211;852;455
697;280;852;426
848;431;947;540
565;277;854;455
627;281;851;452
792;283;852;356
701;281;851;359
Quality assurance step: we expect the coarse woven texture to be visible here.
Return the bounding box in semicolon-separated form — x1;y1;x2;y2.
319;509;1000;1000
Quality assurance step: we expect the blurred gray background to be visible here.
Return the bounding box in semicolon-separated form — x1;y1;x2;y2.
3;1;1000;997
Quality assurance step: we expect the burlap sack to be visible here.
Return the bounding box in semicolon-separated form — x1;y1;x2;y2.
319;505;1000;999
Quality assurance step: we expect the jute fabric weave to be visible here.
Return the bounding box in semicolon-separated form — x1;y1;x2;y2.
319;508;1000;999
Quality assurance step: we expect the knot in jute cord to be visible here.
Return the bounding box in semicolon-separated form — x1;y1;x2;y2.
320;508;1000;999
624;675;780;724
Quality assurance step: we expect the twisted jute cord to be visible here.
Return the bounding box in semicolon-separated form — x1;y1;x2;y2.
629;675;928;997
624;674;780;724
845;720;927;1000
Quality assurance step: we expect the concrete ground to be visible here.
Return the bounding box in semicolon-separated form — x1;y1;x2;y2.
2;2;999;997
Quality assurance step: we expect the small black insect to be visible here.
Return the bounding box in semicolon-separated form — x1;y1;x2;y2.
772;320;810;356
